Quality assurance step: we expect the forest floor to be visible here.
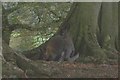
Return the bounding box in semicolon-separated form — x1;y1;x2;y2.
44;61;118;78
2;59;118;78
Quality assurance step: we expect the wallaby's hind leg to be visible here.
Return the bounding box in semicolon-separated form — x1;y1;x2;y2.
68;53;79;62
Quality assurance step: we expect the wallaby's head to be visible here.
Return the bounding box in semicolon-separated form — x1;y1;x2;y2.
60;30;67;36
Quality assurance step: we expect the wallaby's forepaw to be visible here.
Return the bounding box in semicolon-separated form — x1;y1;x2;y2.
58;52;65;62
75;52;79;59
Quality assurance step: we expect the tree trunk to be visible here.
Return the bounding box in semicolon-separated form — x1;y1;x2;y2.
118;2;120;52
58;2;118;62
97;2;118;59
98;2;118;51
59;3;108;62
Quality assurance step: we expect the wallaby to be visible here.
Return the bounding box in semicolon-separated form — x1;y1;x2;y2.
44;32;79;62
43;35;65;61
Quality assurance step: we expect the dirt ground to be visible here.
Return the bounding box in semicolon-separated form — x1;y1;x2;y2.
45;61;118;78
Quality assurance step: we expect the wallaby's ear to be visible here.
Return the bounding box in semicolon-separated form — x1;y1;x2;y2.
60;24;70;36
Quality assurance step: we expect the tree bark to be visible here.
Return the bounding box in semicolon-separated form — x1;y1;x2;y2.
97;2;118;59
58;3;108;62
98;2;118;50
57;2;118;63
118;2;120;52
2;40;62;78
